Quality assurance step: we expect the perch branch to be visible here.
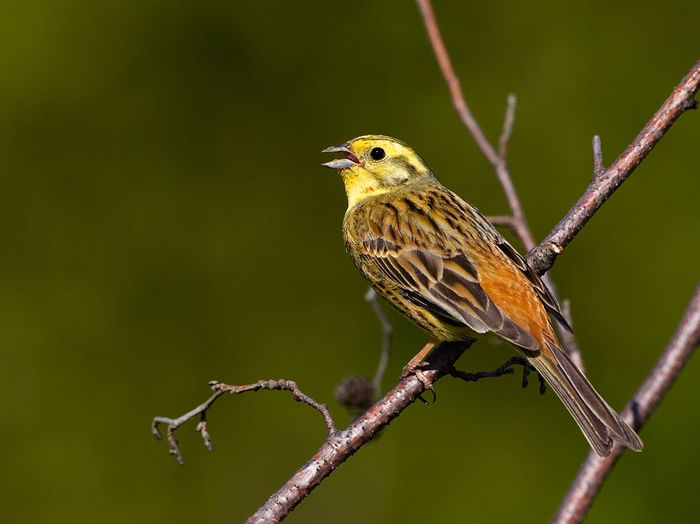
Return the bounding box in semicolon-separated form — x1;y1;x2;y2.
246;8;700;523
154;5;698;522
246;342;472;524
553;285;700;524
419;3;700;518
417;6;700;519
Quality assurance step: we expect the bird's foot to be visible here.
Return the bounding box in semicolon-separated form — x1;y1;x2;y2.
401;361;437;403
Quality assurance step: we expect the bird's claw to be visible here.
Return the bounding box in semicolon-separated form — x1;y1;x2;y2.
401;364;437;403
400;360;430;380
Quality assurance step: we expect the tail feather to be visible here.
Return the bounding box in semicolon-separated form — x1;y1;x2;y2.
529;341;643;457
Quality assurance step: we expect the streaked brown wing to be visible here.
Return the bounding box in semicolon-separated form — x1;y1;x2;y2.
359;213;540;351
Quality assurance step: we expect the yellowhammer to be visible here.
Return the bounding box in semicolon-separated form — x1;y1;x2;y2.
323;134;642;457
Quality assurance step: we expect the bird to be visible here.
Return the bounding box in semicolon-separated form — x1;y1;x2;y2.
322;134;642;457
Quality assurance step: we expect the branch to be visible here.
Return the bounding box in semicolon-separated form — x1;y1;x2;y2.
418;3;700;516
246;341;472;524
153;6;698;522
417;6;699;516
527;61;700;275
247;8;698;523
553;286;700;523
414;0;499;168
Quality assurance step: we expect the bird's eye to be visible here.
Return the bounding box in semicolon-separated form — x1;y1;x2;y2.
369;147;386;161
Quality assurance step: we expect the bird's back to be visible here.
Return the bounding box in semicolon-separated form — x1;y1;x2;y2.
343;182;559;349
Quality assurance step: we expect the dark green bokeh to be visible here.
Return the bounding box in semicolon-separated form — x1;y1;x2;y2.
1;1;698;523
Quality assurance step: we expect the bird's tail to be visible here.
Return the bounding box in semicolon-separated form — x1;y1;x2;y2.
528;340;643;457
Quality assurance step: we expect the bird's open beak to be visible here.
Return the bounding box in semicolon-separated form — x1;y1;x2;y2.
321;142;361;169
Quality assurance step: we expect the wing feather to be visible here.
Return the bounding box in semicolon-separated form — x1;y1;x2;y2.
349;188;554;352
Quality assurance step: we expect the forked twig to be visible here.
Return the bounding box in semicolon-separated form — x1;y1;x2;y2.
153;379;336;464
152;389;226;464
246;341;473;524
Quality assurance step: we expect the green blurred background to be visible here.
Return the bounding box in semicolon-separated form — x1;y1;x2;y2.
1;1;698;522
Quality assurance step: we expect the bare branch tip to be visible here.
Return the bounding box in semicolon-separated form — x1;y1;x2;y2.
364;287;377;302
499;94;518;160
196;420;214;452
152;421;163;440
487;215;515;227
592;135;605;178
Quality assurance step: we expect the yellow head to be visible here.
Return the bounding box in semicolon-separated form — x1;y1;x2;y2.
322;135;436;208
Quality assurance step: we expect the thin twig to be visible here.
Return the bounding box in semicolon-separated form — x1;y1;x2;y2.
212;380;337;435
415;0;499;167
499;94;517;161
152;379;337;464
417;0;530;247
486;215;515;227
553;286;700;524
417;8;700;519
416;0;583;367
419;4;700;518
560;300;585;372
527;60;700;275
364;288;394;391
592;135;605;180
